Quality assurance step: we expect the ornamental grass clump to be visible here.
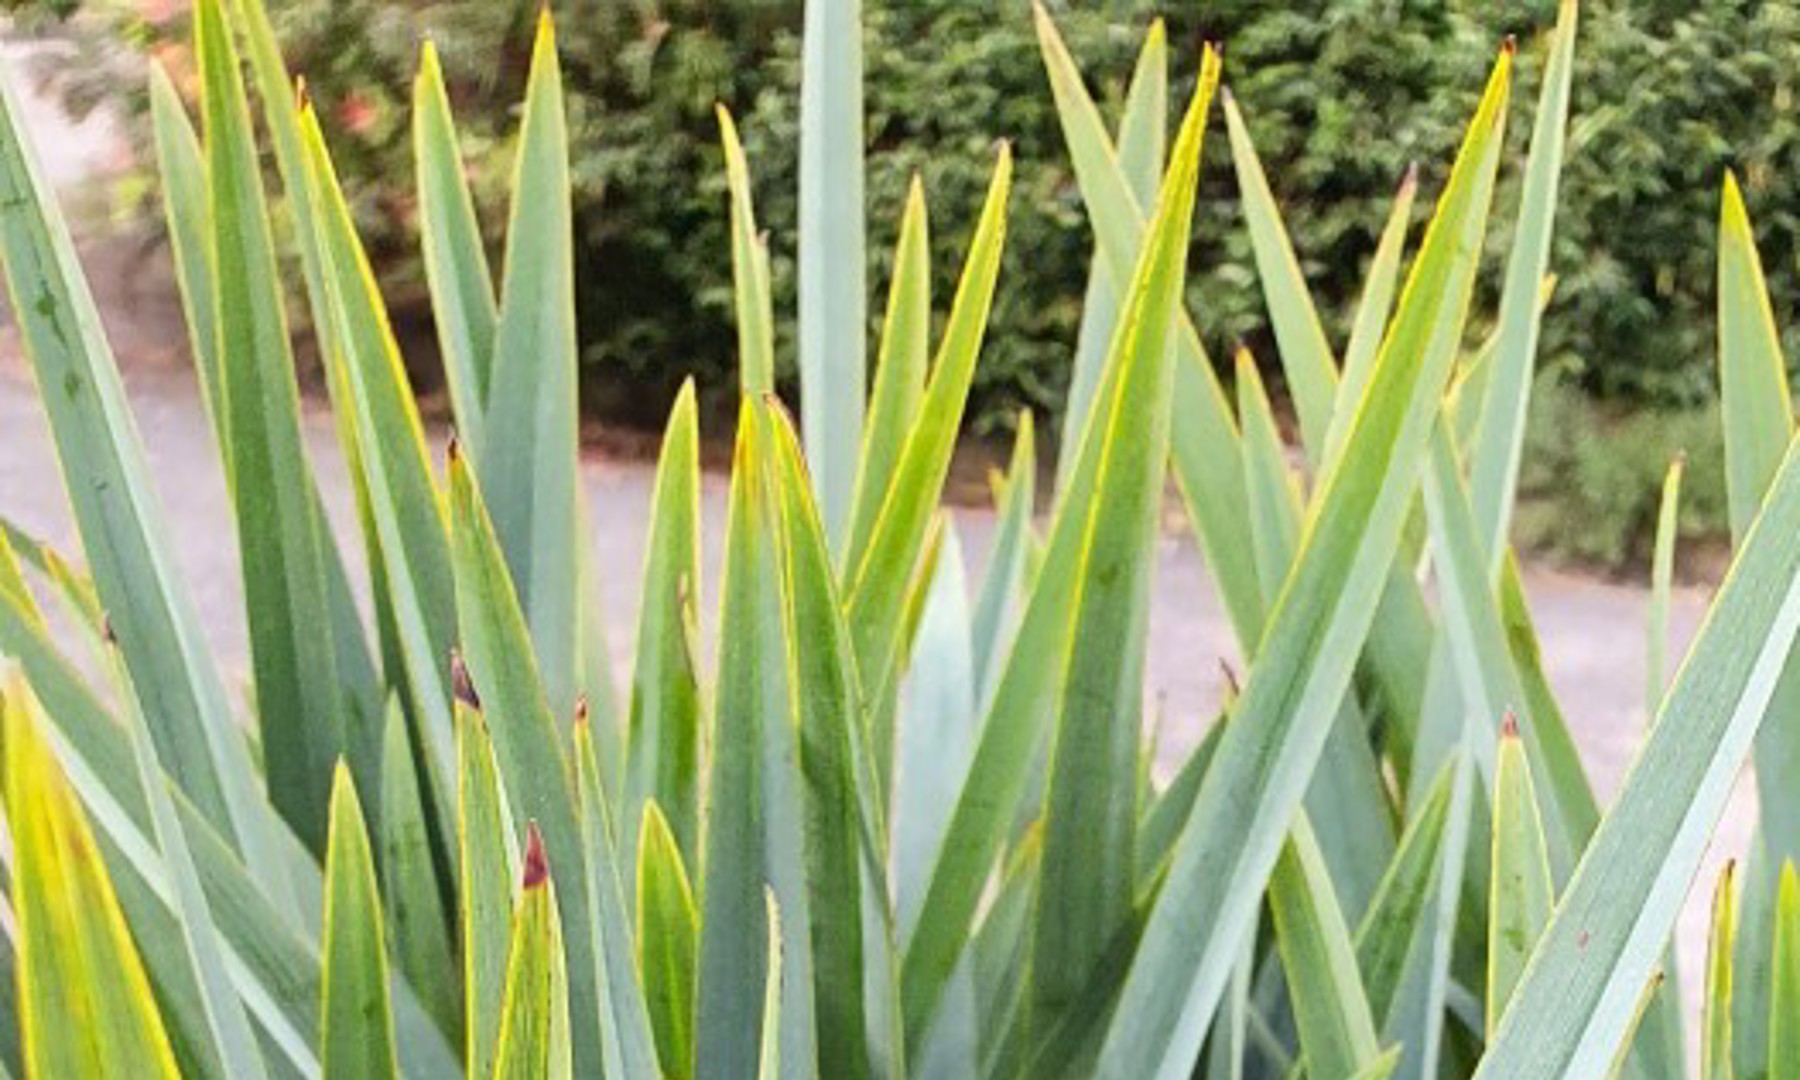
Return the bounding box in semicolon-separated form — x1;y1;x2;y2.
0;1;1797;1077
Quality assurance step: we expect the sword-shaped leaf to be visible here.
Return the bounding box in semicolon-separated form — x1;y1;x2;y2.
1703;863;1738;1080
718;106;777;397
492;827;573;1080
796;0;866;552
320;766;400;1080
1030;49;1214;1029
625;380;705;869
1488;717;1554;1036
638;801;699;1080
480;11;582;715
413;39;497;457
1095;49;1510;1077
5;676;182;1080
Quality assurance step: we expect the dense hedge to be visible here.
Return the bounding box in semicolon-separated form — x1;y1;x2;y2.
33;0;1800;438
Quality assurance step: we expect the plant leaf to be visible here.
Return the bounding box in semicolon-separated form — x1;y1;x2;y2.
320;765;400;1080
1487;718;1554;1036
480;11;583;715
379;698;459;1042
1095;48;1511;1077
492;827;573;1080
1056;18;1166;491
1473;346;1800;1079
1268;815;1385;1078
1649;458;1683;713
413;38;497;457
638;801;699;1080
796;0;866;552
1030;55;1213;1026
458;700;519;1080
717;105;776;397
625;380;705;871
0;27;286;897
847;176;931;572
5;675;183;1080
1703;862;1738;1080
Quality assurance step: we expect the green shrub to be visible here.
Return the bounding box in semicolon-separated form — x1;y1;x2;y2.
6;3;1800;1079
35;0;1800;434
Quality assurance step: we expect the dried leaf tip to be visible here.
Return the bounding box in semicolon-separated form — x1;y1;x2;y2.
1218;658;1242;699
446;431;462;466
1502;34;1518;56
295;75;310;112
1500;709;1520;739
450;650;481;710
573;694;590;732
100;610;117;646
1220;84;1235;107
1400;161;1419;192
522;822;549;889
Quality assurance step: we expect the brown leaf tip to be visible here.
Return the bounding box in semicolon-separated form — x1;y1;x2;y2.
522;822;549;888
1218;658;1242;699
1400;161;1419;192
1502;34;1518;56
450;650;481;710
100;610;117;646
295;76;310;112
1500;709;1520;739
573;694;590;731
446;431;462;465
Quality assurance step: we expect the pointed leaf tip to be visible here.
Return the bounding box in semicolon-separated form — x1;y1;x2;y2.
523;823;548;889
1500;710;1520;739
451;649;481;709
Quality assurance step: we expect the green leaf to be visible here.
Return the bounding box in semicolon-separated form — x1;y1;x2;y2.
320;765;400;1080
1034;4;1259;646
1474;351;1800;1079
969;411;1036;701
480;10;582;715
718;105;777;397
1323;167;1417;470
5;676;183;1080
148;64;222;447
625;380;705;870
458;701;519;1080
1703;862;1738;1080
896;527;975;936
1356;758;1459;1025
1465;0;1577;562
638;801;699;1080
446;443;603;1076
1056;19;1166;492
842;144;1011;798
574;714;665;1079
796;0;866;553
1487;718;1554;1036
197;0;347;857
1030;53;1212;1026
493;828;573;1080
760;889;788;1080
0;19;285;895
297;104;459;842
847;176;930;572
696;402;785;1078
110;644;268;1080
1223;87;1337;456
1268;815;1385;1078
767;405;877;1078
1776;863;1800;1080
1649;458;1684;713
379;699;458;1042
413;39;497;458
1095;48;1511;1077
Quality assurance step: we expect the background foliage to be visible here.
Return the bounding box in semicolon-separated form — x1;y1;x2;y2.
21;0;1800;558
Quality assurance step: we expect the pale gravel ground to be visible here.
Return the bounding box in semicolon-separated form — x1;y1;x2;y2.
0;27;1757;1057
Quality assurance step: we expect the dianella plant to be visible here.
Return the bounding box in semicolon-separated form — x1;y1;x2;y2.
0;0;1795;1077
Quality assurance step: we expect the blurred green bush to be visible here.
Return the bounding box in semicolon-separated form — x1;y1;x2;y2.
24;0;1800;552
